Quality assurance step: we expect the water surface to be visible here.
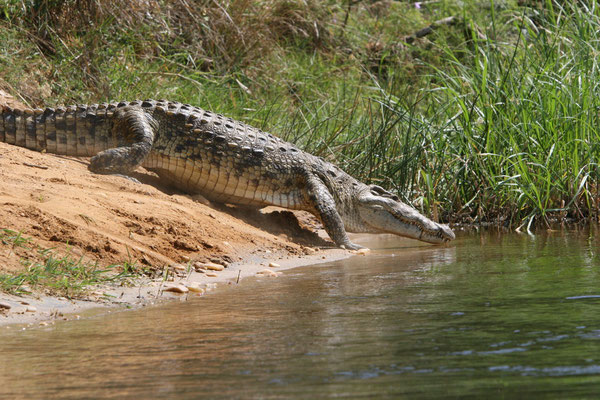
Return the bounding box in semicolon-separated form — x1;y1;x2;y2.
1;230;600;399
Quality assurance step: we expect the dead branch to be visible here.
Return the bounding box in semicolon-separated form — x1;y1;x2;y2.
403;16;459;44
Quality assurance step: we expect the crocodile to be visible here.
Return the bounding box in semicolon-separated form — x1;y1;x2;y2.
0;99;454;249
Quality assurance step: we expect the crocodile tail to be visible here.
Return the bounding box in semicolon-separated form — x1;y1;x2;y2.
0;105;57;152
0;105;4;144
0;104;116;156
0;104;17;146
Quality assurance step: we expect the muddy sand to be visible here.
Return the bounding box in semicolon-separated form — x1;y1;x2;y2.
0;93;360;327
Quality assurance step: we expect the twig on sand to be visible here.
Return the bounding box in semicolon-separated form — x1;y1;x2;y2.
23;162;49;170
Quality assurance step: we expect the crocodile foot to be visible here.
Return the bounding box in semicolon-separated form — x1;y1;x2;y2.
341;242;365;251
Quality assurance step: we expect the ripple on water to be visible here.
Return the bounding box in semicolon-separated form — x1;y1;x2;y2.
1;231;600;398
489;364;600;377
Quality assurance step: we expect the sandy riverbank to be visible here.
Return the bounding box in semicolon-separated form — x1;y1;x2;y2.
0;244;355;327
0;137;358;326
0;92;363;327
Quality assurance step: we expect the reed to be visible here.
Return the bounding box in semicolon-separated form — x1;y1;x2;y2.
268;1;600;226
0;0;598;227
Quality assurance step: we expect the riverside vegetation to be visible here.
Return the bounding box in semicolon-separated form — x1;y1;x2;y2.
0;1;598;227
0;229;138;296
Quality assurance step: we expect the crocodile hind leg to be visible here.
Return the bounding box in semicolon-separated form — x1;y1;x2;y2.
306;176;364;250
89;107;155;175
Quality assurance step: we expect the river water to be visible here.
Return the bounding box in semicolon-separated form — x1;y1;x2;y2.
1;229;600;399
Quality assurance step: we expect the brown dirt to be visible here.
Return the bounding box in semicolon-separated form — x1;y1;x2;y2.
0;140;335;275
0;90;334;279
0;91;361;327
0;90;26;109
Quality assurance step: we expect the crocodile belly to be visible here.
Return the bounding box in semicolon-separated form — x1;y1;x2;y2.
143;153;306;208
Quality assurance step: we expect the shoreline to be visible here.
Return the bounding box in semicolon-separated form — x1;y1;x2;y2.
0;241;356;328
0;134;358;328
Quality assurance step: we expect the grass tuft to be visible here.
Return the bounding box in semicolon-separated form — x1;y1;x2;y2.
0;230;137;297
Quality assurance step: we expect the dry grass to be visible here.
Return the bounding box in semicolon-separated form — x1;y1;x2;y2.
17;0;336;72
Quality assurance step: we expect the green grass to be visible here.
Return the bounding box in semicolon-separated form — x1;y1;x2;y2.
0;228;31;248
0;0;598;227
0;230;138;297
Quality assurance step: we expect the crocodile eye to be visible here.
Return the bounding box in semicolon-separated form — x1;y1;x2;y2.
370;185;398;200
371;188;386;197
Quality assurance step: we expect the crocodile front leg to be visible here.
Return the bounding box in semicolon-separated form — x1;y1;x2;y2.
89;107;155;175
306;176;363;250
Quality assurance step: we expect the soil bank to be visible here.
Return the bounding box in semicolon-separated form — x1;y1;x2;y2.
0;92;358;327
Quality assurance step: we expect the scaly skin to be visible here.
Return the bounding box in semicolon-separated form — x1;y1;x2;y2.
0;100;455;249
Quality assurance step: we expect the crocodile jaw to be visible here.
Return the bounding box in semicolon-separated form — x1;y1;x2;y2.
355;192;455;244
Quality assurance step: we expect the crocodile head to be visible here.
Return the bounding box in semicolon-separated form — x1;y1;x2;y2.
348;185;455;244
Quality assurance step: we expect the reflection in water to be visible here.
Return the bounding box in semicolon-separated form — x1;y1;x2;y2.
1;230;600;399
